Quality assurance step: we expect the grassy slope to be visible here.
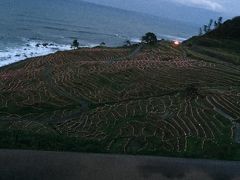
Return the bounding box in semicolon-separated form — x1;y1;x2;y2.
0;41;240;160
184;16;240;66
183;37;240;65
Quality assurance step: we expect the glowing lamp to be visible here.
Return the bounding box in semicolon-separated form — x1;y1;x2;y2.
174;40;180;45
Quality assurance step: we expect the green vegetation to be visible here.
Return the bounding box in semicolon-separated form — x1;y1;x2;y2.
141;32;158;45
71;39;79;49
185;16;240;65
198;16;240;39
125;40;131;47
199;17;223;35
0;26;240;160
100;42;106;46
207;16;240;40
0;130;104;152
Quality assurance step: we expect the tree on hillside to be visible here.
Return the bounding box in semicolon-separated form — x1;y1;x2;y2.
214;17;223;29
218;17;223;25
203;25;208;34
214;20;218;29
142;32;158;45
199;17;224;36
199;28;203;36
125;40;131;46
207;19;213;32
71;39;79;49
100;42;106;47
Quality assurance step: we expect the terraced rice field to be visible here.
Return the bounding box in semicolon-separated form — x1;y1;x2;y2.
0;41;240;158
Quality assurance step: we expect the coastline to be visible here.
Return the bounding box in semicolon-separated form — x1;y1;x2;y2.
0;36;186;68
0;44;132;70
0;42;72;68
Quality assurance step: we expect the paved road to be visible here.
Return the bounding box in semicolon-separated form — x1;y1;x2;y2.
0;150;240;180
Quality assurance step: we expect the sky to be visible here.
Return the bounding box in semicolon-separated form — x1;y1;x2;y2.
83;0;240;17
171;0;239;13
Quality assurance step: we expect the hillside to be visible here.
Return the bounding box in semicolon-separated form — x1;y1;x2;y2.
206;16;240;40
183;17;240;66
0;39;240;160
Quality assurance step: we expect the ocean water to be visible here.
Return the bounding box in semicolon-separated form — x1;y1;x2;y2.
0;0;197;67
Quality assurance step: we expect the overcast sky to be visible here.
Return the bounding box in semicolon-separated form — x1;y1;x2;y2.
84;0;240;16
172;0;240;13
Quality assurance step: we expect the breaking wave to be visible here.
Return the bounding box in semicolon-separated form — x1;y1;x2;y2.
0;40;100;67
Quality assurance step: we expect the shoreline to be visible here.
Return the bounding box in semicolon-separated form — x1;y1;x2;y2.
0;36;186;68
0;43;125;68
0;42;143;70
0;45;133;70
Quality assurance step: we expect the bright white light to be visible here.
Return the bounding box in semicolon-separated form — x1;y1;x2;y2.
174;40;180;45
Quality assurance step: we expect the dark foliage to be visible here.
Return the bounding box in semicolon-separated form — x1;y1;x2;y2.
125;40;131;46
206;16;240;39
71;39;79;49
142;32;158;45
185;84;199;99
100;42;106;46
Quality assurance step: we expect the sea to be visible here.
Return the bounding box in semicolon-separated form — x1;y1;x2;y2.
0;0;198;67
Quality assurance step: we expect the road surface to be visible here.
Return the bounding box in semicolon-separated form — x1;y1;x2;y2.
0;150;240;180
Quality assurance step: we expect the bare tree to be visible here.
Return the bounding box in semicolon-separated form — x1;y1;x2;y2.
203;25;208;33
207;19;213;32
199;28;203;36
218;17;223;25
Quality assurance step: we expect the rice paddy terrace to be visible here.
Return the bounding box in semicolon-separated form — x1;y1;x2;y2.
0;41;240;159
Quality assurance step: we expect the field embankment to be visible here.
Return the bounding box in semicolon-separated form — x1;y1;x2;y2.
0;39;240;160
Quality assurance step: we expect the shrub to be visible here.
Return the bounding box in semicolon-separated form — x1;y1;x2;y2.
71;40;79;49
142;32;158;45
125;40;131;46
100;42;106;46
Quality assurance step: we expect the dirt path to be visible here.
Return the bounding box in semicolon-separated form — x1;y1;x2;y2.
0;150;240;180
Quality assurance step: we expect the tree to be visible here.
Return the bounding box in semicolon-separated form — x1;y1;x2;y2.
100;42;106;46
141;32;158;45
214;17;223;29
199;28;203;36
125;40;131;46
218;17;223;25
203;25;208;33
207;19;213;32
198;17;224;36
214;20;218;29
71;40;79;49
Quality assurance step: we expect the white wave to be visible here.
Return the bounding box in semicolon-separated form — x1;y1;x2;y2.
0;40;101;67
130;38;141;43
0;41;72;67
160;34;187;41
80;43;100;48
0;34;187;68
